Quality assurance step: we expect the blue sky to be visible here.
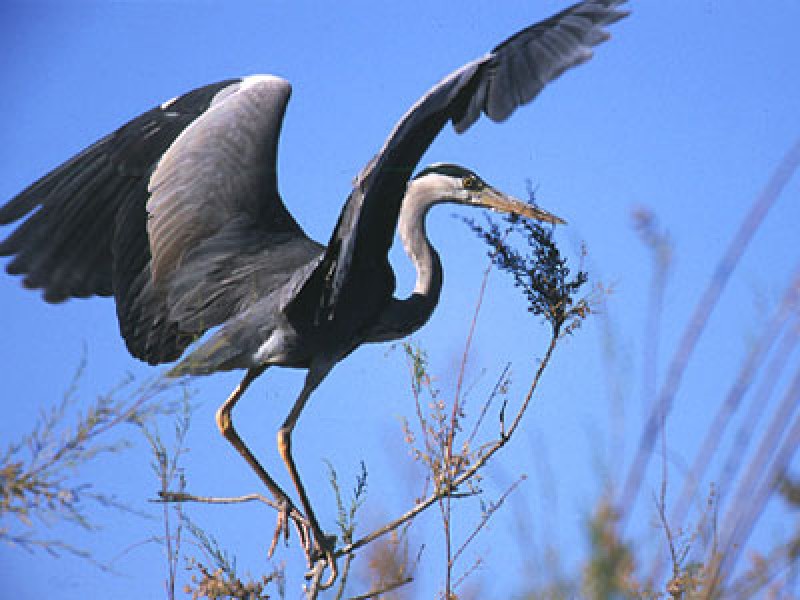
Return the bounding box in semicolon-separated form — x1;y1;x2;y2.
2;1;799;597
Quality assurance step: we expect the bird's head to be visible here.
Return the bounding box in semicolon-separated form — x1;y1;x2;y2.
409;163;565;224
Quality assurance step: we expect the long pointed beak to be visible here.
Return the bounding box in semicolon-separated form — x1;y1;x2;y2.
475;186;566;225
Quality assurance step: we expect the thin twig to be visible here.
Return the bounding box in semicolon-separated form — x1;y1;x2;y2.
451;258;494;456
648;275;800;583
502;335;559;442
338;332;558;559
443;257;495;596
154;490;313;533
450;474;525;567
334;550;356;600
653;490;680;587
467;363;511;447
453;556;483;593
154;491;279;510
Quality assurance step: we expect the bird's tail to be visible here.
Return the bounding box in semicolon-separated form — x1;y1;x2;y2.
166;330;249;377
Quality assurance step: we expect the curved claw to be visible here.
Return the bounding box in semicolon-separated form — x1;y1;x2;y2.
292;513;311;556
266;499;339;589
267;499;289;558
304;533;338;589
318;546;338;590
268;499;309;559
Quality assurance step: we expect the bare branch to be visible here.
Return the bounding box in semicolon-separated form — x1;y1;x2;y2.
338;332;559;559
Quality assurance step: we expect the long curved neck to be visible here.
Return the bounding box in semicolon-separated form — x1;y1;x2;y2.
400;193;443;314
368;184;445;342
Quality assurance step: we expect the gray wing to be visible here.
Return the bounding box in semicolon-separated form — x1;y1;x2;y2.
0;78;240;301
287;0;628;329
1;75;322;364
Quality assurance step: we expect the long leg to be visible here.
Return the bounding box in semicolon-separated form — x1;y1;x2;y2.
216;365;308;555
276;358;337;587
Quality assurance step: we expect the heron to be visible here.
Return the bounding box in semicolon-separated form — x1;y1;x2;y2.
0;0;627;586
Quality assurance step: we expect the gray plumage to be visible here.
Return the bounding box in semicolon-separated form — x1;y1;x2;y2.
0;0;627;374
0;0;628;581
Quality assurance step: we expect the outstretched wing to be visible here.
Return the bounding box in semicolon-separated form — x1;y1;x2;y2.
1;75;322;364
287;0;628;331
0;79;239;302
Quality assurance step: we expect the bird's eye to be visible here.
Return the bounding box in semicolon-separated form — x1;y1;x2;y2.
462;175;479;190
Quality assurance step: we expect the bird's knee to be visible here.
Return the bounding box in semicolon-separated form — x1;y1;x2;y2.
215;405;232;436
276;426;291;460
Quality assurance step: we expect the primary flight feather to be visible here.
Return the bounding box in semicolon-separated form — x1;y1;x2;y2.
0;0;628;587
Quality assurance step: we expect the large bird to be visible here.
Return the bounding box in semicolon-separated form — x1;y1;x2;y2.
0;0;627;586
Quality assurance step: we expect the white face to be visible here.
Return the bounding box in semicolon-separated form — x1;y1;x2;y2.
408;168;565;224
408;170;484;207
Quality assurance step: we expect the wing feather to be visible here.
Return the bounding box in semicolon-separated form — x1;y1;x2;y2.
1;76;323;364
0;79;240;302
146;76;304;282
287;0;628;329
